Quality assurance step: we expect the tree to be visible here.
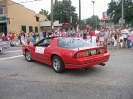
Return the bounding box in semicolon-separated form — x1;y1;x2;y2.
85;15;100;29
53;0;78;26
107;1;121;24
85;18;91;25
107;0;133;25
123;0;133;24
80;20;86;29
39;9;50;20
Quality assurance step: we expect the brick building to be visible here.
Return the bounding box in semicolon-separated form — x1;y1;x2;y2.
0;0;47;35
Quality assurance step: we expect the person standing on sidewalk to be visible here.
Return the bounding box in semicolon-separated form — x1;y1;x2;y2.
21;33;25;46
121;27;129;48
127;28;133;48
99;28;105;46
104;29;110;46
83;29;87;41
90;28;96;45
130;33;133;49
43;29;47;39
115;29;121;49
26;33;30;45
119;33;124;49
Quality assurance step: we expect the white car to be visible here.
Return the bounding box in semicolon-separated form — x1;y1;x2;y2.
0;41;10;52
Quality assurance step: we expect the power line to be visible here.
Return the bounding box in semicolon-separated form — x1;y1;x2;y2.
20;0;41;3
7;0;41;5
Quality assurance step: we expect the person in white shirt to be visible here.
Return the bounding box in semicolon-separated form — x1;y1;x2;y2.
127;28;133;48
121;27;129;48
119;33;124;49
21;34;25;46
104;29;110;46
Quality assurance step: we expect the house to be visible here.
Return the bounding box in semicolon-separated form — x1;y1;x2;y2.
0;0;47;35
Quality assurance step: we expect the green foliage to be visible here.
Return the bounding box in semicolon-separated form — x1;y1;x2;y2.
85;15;100;29
53;0;78;26
39;9;49;20
107;0;133;24
80;20;86;29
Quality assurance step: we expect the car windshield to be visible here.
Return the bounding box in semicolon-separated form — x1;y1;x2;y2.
58;38;94;49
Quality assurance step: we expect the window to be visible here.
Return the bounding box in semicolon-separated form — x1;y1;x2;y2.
36;17;39;22
37;38;53;47
29;26;33;32
35;27;38;33
21;26;26;33
0;7;3;15
58;38;93;49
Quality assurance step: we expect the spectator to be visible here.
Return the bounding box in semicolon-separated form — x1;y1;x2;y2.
21;33;25;46
99;29;105;46
104;29;110;46
130;33;133;49
90;29;96;45
119;33;124;49
121;27;129;48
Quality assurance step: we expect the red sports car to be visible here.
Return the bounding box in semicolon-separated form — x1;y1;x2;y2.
22;37;110;73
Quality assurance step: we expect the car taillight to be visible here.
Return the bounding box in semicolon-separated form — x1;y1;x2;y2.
97;49;107;54
102;48;107;53
96;49;102;54
73;48;107;59
73;51;91;58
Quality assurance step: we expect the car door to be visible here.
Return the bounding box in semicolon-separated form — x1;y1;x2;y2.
33;39;46;62
40;38;53;64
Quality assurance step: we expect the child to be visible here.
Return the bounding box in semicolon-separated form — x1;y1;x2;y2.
108;33;114;49
35;34;39;44
27;35;30;45
119;33;123;49
87;35;91;43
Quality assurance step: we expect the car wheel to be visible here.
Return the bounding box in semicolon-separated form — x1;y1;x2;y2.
52;56;65;73
25;50;32;62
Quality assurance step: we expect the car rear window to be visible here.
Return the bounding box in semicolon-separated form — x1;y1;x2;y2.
58;38;94;49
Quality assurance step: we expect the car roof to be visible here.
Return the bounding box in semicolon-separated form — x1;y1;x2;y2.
44;36;70;40
44;36;60;40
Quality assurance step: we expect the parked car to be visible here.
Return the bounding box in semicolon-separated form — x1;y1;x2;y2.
22;37;110;73
0;41;10;52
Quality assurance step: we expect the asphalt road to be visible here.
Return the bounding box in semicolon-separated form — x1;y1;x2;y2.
0;46;133;99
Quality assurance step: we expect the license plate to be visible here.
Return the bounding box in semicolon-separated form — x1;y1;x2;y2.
91;50;96;55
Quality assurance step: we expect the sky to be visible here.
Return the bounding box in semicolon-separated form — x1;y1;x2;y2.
11;0;111;19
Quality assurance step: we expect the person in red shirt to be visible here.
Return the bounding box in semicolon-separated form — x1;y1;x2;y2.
90;28;97;45
8;32;13;41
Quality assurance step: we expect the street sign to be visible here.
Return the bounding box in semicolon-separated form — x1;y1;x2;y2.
63;23;70;27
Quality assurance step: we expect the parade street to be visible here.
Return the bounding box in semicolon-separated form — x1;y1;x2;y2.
0;47;133;99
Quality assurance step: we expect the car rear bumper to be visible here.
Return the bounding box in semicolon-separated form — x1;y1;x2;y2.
65;53;110;69
0;45;10;52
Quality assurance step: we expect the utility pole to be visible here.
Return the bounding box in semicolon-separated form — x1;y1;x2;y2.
79;0;81;30
121;0;124;26
51;0;54;29
92;1;94;16
69;0;71;29
92;1;97;29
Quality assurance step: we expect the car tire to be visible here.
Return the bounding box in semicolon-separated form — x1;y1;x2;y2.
25;50;32;62
52;56;65;73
